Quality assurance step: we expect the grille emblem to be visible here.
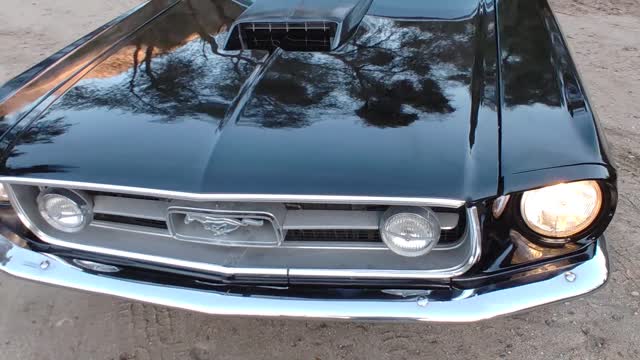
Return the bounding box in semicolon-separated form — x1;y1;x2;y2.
167;206;285;247
184;213;264;237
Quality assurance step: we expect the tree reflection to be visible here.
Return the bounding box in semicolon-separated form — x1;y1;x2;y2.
56;0;260;124
355;78;453;127
243;16;478;128
499;0;562;108
0;116;73;175
49;0;482;130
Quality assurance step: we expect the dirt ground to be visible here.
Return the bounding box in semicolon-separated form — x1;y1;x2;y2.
0;0;639;359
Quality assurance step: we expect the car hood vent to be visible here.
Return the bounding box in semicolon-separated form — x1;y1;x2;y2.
224;0;373;52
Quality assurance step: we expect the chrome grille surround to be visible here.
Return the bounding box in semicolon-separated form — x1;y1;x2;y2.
0;177;466;208
3;178;480;280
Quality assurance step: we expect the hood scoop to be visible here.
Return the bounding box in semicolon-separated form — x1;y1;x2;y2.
224;0;372;52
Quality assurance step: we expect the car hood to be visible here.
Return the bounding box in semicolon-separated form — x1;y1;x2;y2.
0;0;500;201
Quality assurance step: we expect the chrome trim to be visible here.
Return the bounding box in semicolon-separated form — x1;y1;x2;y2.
72;259;121;273
0;234;609;322
0;177;466;208
5;183;477;280
90;220;172;237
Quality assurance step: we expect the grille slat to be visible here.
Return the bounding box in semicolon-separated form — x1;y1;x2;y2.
285;229;382;243
93;213;168;229
284;228;463;244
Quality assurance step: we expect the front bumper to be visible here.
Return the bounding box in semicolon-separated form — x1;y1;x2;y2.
0;234;608;322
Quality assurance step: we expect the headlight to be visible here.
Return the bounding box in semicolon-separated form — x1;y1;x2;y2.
520;180;602;239
379;206;441;257
37;188;93;233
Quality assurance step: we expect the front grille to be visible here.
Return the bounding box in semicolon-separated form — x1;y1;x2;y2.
7;183;479;281
94;209;464;246
90;199;465;246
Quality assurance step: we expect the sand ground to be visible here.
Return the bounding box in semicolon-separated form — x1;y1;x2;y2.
0;0;639;359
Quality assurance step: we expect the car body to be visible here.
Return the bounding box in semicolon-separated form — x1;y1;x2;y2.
0;0;617;321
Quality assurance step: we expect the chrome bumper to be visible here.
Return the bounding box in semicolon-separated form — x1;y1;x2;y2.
0;235;608;322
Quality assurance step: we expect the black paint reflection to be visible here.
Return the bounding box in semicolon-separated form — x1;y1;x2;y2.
56;0;264;123
1;0;261;176
0;116;73;175
497;0;608;190
1;0;503;200
499;0;586;111
49;7;483;130
243;17;481;129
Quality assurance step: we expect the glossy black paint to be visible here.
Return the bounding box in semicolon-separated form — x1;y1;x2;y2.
0;0;617;202
0;0;615;203
496;0;615;193
0;0;503;201
0;0;618;286
0;0;178;139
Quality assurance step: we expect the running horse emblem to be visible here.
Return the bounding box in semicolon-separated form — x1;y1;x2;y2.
184;213;264;237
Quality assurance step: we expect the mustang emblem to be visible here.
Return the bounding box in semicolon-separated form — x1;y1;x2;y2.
184;213;264;237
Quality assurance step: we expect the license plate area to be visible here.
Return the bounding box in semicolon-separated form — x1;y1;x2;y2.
167;207;284;247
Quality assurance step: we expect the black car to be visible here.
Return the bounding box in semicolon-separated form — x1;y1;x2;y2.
0;0;617;321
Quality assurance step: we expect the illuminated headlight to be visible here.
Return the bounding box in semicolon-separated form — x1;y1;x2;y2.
380;207;441;257
37;189;93;233
520;180;602;239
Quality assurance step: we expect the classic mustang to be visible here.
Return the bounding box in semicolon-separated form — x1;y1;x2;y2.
0;0;617;321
